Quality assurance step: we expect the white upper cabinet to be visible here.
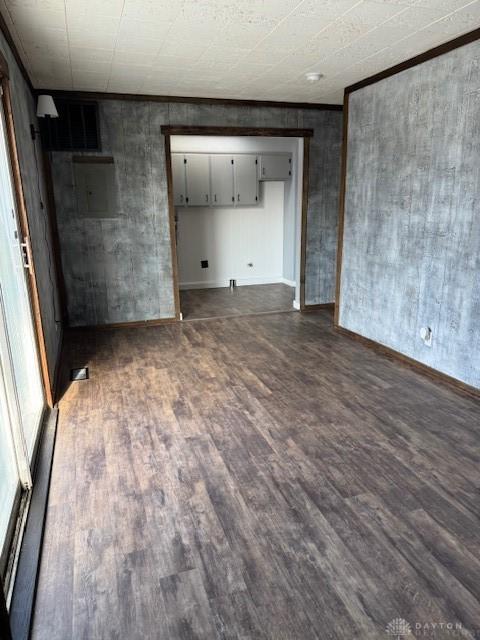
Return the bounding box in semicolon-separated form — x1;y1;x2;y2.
259;154;292;180
172;152;291;207
233;155;258;206
210;155;234;206
185;154;210;206
172;154;186;206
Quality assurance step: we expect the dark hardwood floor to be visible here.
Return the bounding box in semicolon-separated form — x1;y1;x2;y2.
180;283;295;319
32;310;480;640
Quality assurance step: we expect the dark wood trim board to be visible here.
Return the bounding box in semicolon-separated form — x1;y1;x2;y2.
334;91;349;326
303;303;334;312
9;408;59;640
0;46;9;80
299;136;310;311
336;326;480;400
161;125;314;137
335;28;480;397
40;89;342;111
345;27;480;95
164;134;182;321
0;9;34;96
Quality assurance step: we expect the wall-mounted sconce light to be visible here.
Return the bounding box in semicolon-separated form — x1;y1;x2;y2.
31;94;58;141
36;94;58;118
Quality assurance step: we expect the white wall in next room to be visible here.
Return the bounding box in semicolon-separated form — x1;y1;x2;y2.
177;181;286;288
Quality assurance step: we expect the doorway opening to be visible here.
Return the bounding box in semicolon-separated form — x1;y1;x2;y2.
162;126;311;322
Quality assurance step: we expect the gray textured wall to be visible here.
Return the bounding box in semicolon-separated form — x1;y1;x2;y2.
339;40;480;389
51;101;342;326
0;33;61;381
303;109;343;305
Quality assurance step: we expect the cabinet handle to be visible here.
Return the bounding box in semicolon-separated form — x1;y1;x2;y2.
180;194;183;202
214;194;217;202
237;194;240;202
262;167;265;176
206;194;209;203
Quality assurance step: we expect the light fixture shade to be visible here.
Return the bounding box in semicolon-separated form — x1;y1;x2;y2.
36;94;58;118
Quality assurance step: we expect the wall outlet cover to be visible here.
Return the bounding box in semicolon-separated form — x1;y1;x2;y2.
201;260;209;268
420;326;433;347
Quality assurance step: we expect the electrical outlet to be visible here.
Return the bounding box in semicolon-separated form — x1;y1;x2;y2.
201;260;208;268
420;326;432;347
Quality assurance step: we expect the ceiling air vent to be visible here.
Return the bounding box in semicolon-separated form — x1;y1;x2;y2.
40;100;100;151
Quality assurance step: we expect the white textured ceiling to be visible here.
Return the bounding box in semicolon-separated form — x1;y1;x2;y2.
1;0;479;104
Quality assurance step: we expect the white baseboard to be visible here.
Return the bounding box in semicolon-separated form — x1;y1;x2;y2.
180;276;295;290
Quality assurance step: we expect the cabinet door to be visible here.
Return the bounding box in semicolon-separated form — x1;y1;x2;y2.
185;154;210;206
234;155;258;205
259;154;292;180
172;154;187;206
210;155;234;206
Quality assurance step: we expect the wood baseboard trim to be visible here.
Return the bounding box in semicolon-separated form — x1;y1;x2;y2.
72;317;178;330
9;408;59;640
335;325;480;400
303;303;335;312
